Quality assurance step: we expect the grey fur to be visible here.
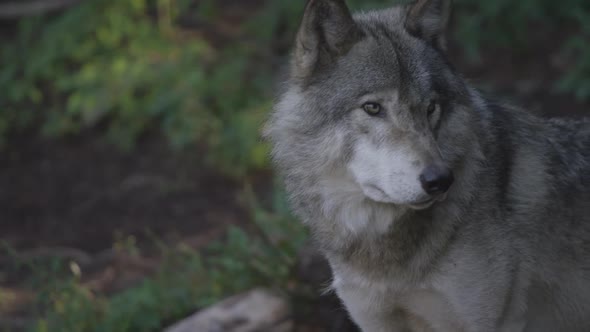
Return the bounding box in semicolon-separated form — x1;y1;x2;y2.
264;0;590;331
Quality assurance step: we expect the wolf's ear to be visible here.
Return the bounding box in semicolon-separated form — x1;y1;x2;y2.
294;0;363;78
405;0;452;51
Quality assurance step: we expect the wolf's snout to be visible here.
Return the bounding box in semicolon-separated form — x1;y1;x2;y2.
419;166;454;196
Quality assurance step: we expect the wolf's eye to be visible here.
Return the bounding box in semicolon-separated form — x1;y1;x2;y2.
363;102;382;116
427;101;439;117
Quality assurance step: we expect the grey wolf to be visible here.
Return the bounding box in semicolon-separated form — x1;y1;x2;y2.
264;0;590;331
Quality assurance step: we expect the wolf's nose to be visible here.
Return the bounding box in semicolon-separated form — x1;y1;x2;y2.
419;166;454;195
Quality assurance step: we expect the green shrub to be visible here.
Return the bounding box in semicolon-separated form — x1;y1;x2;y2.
26;186;306;332
454;0;590;99
0;0;271;176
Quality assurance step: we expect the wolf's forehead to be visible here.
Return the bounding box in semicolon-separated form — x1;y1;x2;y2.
325;10;428;90
336;32;430;100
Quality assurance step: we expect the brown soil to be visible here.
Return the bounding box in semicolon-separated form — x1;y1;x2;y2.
0;134;242;253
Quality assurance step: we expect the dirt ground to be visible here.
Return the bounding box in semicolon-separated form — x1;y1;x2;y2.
0;134;242;253
1;2;589;331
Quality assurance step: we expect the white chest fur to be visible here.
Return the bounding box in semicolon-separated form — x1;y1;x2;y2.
331;263;467;332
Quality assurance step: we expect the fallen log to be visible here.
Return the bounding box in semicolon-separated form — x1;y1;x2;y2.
163;288;292;332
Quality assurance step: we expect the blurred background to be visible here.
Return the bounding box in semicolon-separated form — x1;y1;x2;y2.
0;0;589;331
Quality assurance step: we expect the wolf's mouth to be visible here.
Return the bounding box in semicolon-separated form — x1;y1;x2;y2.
409;192;448;210
408;198;437;210
361;183;449;209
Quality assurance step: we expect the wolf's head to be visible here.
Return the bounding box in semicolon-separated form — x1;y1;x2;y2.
266;0;482;221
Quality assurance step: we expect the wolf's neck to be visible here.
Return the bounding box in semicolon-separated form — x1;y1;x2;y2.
311;183;472;278
312;197;446;273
